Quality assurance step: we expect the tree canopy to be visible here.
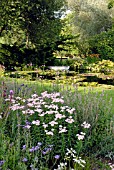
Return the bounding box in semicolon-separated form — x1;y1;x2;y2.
0;0;66;46
66;0;114;38
0;0;68;68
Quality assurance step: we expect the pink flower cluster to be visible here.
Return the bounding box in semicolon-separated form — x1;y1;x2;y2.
6;91;90;139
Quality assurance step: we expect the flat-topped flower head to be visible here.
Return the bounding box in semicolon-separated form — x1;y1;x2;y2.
81;121;91;128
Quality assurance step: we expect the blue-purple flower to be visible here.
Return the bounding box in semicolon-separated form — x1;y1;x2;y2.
0;160;5;167
54;155;60;159
22;145;26;151
22;158;28;162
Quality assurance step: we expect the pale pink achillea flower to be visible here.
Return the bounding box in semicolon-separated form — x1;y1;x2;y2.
61;106;69;110
15;97;22;100
27;98;34;102
34;104;41;108
10;104;24;111
22;109;34;115
52;98;64;104
41;91;49;98
81;121;91;128
49;120;58;126
27;103;34;107
66;108;75;114
42;123;48;128
55;113;65;119
46;110;55;115
34;108;42;113
39;112;45;117
53;92;60;97
59;127;67;133
65;117;74;124
46;131;54;136
31;94;38;98
76;132;85;140
47;104;58;110
32;120;40;126
5;98;10;101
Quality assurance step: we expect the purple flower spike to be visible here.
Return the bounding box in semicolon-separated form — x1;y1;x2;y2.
9;90;14;95
29;146;35;152
25;121;31;125
54;155;60;159
22;145;26;150
42;151;47;155
34;146;40;151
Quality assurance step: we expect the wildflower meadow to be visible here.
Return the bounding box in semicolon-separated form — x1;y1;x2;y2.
0;80;114;170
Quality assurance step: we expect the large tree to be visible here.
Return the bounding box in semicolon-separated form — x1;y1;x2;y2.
0;0;67;67
66;0;114;38
0;0;66;46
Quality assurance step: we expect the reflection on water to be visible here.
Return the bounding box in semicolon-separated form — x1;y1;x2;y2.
5;68;114;86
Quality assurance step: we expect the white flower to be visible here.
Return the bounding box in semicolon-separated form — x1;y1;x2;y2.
81;121;91;128
73;157;86;167
32;120;40;126
27;103;34;107
59;127;67;133
34;108;42;113
49;121;58;126
55;113;65;119
76;132;85;140
42;123;48;128
46;131;54;136
15;97;22;100
65;117;74;124
31;94;38;98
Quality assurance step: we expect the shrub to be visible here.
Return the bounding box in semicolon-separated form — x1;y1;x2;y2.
86;60;114;73
88;28;114;61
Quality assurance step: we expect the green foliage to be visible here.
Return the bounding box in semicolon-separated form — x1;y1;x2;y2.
0;43;56;69
108;0;114;9
88;29;114;61
0;0;68;68
0;0;66;46
66;57;87;71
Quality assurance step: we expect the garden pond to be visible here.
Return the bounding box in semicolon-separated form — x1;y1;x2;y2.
4;66;114;86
